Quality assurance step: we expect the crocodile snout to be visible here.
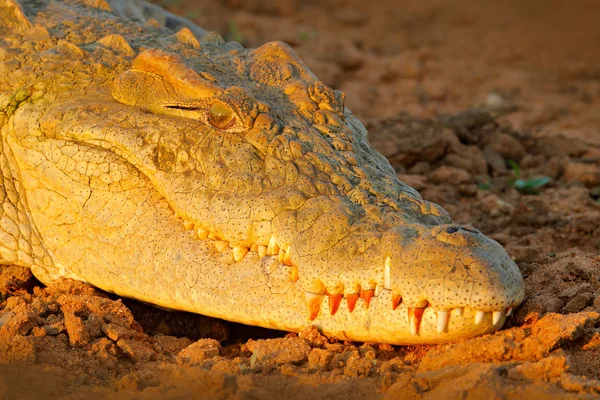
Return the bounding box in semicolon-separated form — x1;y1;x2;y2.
383;224;524;336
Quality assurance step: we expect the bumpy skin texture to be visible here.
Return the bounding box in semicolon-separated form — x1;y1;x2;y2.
0;0;524;344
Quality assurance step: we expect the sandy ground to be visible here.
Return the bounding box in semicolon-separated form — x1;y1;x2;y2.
2;0;600;398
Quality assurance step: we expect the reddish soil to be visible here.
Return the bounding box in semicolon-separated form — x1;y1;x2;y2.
2;0;600;398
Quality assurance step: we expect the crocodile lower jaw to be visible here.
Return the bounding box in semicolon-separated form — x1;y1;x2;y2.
175;215;514;337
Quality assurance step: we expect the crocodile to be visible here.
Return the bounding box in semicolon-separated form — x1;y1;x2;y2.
0;0;524;345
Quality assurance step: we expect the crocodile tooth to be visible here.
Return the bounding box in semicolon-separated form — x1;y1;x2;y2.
183;220;194;230
267;236;279;255
278;248;285;262
283;246;292;266
305;292;324;321
436;310;450;333
391;293;402;310
214;240;229;252
250;243;258;252
346;293;358;312
384;256;391;289
197;228;210;239
456;307;464;317
233;246;249;262
506;307;513;317
328;293;343;315
360;288;374;308
258;245;267;257
475;310;486;325
408;307;425;336
492;309;507;326
290;265;299;282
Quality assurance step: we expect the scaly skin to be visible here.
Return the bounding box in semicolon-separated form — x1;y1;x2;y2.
0;0;524;344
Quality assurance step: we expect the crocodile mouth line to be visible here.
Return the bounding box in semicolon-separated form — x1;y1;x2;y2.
26;123;517;339
174;213;514;336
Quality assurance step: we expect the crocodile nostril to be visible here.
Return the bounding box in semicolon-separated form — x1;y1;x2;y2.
446;226;460;234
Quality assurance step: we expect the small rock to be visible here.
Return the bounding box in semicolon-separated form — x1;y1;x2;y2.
31;326;46;337
63;308;90;347
211;358;242;374
563;161;600;187
246;336;310;370
84;313;104;339
480;194;515;217
486;132;525;161
90;338;119;366
397;174;427;191
564;293;594;313
367;116;458;168
0;311;15;329
485;92;507;108
298;324;329;347
308;348;333;370
102;322;142;341
155;335;192;357
561;372;600;393
178;338;221;364
428;166;471;185
408;161;431;175
0;266;32;293
513;293;564;325
458;183;478;196
483;145;507;173
513;355;567;382
558;283;594;299
593;296;600;312
42;321;65;336
117;339;156;362
344;351;373;377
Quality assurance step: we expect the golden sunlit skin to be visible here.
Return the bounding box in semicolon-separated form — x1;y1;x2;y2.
0;0;524;344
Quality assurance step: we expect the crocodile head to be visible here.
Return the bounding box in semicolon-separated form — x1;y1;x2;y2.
3;23;523;344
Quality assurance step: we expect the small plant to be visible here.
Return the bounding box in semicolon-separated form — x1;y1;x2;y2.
507;160;551;194
477;182;492;191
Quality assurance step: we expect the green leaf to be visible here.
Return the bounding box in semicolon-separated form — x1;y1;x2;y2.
477;182;492;191
507;159;520;180
513;176;551;194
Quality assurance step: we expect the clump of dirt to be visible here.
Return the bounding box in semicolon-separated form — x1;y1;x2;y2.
3;0;600;398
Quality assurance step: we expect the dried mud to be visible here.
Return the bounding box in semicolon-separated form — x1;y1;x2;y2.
2;0;600;398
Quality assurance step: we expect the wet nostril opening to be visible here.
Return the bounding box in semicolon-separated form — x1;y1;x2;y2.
446;226;460;234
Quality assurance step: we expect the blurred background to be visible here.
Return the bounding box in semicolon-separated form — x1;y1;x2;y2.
154;0;600;143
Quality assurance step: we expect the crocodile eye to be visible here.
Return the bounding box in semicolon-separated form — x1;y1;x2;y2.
446;226;460;234
208;101;235;129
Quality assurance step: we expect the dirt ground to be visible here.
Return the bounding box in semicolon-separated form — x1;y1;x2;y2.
2;0;600;398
